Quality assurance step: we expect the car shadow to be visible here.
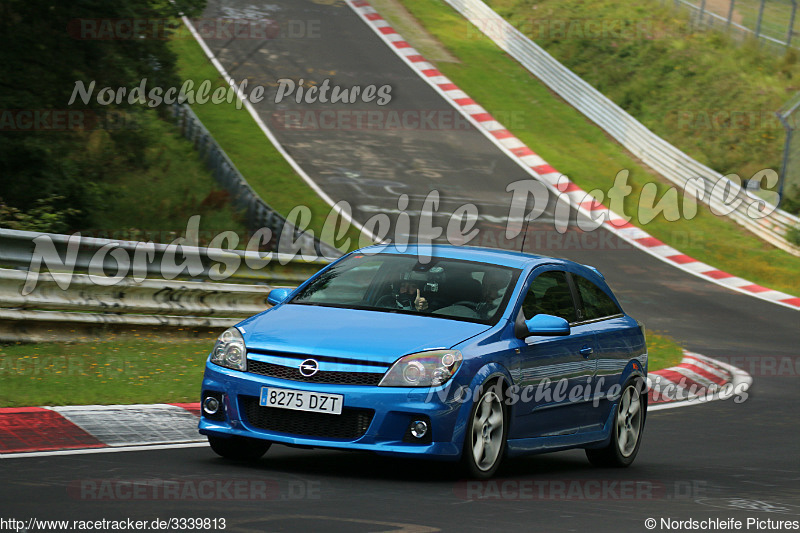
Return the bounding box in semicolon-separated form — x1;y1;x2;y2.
195;443;646;483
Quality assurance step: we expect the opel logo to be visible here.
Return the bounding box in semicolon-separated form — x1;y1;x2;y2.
299;358;319;377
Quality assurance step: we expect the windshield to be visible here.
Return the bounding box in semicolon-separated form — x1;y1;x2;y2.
290;253;521;324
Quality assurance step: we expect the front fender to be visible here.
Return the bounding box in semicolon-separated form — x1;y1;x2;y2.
450;362;514;458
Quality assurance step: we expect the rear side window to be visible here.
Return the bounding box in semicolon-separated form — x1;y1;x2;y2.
574;275;621;320
522;270;577;323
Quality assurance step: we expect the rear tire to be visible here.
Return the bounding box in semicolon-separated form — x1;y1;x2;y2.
462;379;508;479
586;381;645;467
208;436;271;461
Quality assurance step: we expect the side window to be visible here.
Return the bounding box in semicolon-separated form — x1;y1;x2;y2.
574;275;621;320
522;271;577;323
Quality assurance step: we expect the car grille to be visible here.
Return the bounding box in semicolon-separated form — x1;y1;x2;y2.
239;396;373;440
246;359;384;386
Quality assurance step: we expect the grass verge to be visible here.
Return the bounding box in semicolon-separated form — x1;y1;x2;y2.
0;333;682;407
390;0;800;296
0;335;216;407
646;331;685;374
485;0;797;185
168;30;363;253
87;110;249;241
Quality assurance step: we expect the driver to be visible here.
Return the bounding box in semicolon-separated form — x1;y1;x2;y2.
396;280;429;311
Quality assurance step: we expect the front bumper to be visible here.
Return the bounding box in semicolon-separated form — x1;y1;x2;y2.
199;360;465;459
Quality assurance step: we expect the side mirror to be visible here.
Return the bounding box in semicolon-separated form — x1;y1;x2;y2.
267;288;292;306
523;314;570;337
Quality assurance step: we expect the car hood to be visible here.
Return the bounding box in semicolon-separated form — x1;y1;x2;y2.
236;304;490;364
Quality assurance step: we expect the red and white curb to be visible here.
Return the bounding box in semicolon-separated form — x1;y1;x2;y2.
0;403;205;457
0;354;750;457
346;0;800;311
648;351;752;411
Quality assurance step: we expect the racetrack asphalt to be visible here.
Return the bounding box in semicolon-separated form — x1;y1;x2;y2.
2;1;797;531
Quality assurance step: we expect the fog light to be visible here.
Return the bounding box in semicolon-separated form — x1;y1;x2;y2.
203;396;220;415
410;420;428;439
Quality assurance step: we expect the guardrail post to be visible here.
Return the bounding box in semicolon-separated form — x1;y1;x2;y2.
442;0;800;255
777;92;800;208
788;1;798;47
755;0;765;39
777;112;794;208
727;0;735;27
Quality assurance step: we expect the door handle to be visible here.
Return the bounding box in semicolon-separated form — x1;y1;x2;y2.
579;346;593;357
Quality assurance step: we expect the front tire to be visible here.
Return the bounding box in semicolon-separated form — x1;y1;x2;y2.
208;435;271;461
462;380;508;479
586;381;645;467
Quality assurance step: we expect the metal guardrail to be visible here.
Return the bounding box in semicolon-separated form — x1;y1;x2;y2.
172;104;342;259
0;269;271;342
0;267;273;341
444;0;800;256
0;228;330;287
0;268;273;318
0;228;330;341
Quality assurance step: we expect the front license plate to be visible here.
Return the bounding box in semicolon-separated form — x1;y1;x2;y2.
259;387;343;415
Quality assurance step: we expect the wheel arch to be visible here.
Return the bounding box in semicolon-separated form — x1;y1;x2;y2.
451;362;514;457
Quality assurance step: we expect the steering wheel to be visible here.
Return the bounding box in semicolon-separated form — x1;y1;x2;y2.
375;294;398;309
451;300;479;311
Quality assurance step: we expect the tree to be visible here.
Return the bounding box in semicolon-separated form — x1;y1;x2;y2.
0;0;206;228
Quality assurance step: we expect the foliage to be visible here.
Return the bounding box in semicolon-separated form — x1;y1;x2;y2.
787;226;800;247
0;0;207;231
396;0;800;295
782;186;800;215
0;196;80;233
488;0;797;199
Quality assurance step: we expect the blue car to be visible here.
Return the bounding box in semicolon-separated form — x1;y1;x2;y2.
199;245;647;478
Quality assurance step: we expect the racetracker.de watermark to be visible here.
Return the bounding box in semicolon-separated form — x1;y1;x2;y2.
68;478;320;501
455;479;708;500
0;109;139;132
465;18;675;41
674;110;786;131
68;18;320;40
270;109;526;131
709;356;800;378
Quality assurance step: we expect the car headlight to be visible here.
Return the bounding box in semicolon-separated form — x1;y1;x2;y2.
210;327;246;371
379;350;462;387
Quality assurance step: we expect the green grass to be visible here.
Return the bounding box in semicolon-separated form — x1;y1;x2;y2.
0;108;250;241
0;332;681;407
391;0;800;296
646;331;685;372
168;32;364;253
485;0;798;195
0;334;216;407
87;111;249;242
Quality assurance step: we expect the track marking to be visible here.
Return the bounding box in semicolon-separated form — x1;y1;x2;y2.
179;15;377;245
344;0;799;311
0;442;208;459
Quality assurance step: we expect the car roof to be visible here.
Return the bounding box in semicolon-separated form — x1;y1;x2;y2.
357;243;581;270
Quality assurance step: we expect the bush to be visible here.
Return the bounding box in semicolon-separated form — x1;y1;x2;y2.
0;0;207;229
0;196;80;233
787;225;800;247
